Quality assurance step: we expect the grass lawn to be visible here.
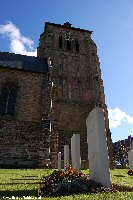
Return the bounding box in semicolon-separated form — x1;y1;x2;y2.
0;169;133;199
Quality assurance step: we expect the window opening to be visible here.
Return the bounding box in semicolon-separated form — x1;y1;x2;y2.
67;40;71;51
75;39;79;52
0;83;18;116
59;36;63;48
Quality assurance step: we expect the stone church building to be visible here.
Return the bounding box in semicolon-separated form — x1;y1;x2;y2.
0;22;114;168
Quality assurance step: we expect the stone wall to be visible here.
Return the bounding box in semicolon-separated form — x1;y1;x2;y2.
0;67;51;168
0;67;45;122
37;22;114;169
0;119;49;167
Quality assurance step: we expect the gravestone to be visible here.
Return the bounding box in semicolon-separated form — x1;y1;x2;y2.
71;137;74;167
86;107;112;188
71;134;81;171
64;145;69;170
128;150;133;169
58;152;61;171
130;142;133;150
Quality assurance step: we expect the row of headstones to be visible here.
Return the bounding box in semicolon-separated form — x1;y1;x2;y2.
58;107;112;188
58;133;81;171
58;139;133;177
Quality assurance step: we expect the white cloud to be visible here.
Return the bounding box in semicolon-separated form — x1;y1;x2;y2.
0;21;37;56
108;107;133;128
126;115;133;124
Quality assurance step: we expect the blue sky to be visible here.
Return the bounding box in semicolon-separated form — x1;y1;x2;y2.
0;0;133;142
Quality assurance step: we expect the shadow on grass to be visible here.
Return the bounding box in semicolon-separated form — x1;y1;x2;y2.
0;182;40;185
22;175;38;177
114;175;125;177
0;185;133;198
11;178;39;180
113;184;133;192
0;189;38;198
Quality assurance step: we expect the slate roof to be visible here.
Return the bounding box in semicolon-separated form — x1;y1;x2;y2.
0;52;49;73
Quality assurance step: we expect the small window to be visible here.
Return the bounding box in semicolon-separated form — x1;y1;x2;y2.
67;40;71;51
75;39;79;52
77;80;80;86
0;82;18;116
59;36;63;48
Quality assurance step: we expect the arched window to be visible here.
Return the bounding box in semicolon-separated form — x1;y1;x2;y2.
0;82;18;116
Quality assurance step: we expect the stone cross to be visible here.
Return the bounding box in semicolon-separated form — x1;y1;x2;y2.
86;107;112;188
64;145;69;170
71;134;81;171
58;152;61;171
128;150;133;169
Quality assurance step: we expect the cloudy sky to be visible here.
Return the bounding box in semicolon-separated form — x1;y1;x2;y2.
0;0;133;142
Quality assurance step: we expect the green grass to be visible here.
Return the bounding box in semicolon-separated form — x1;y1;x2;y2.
0;169;133;199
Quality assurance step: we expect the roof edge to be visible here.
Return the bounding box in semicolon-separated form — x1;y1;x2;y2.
45;22;93;34
0;52;37;59
0;64;48;74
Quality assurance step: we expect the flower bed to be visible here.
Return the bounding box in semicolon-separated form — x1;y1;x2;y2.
127;169;133;176
39;167;116;197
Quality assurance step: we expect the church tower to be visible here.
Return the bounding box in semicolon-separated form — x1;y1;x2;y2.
37;22;114;168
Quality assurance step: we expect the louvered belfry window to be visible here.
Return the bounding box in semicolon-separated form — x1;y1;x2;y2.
0;82;18;116
67;40;71;51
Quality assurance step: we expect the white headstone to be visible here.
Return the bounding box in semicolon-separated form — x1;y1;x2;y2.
86;107;112;188
128;150;133;169
58;152;61;171
64;145;69;170
71;136;74;167
71;134;81;171
130;142;133;150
